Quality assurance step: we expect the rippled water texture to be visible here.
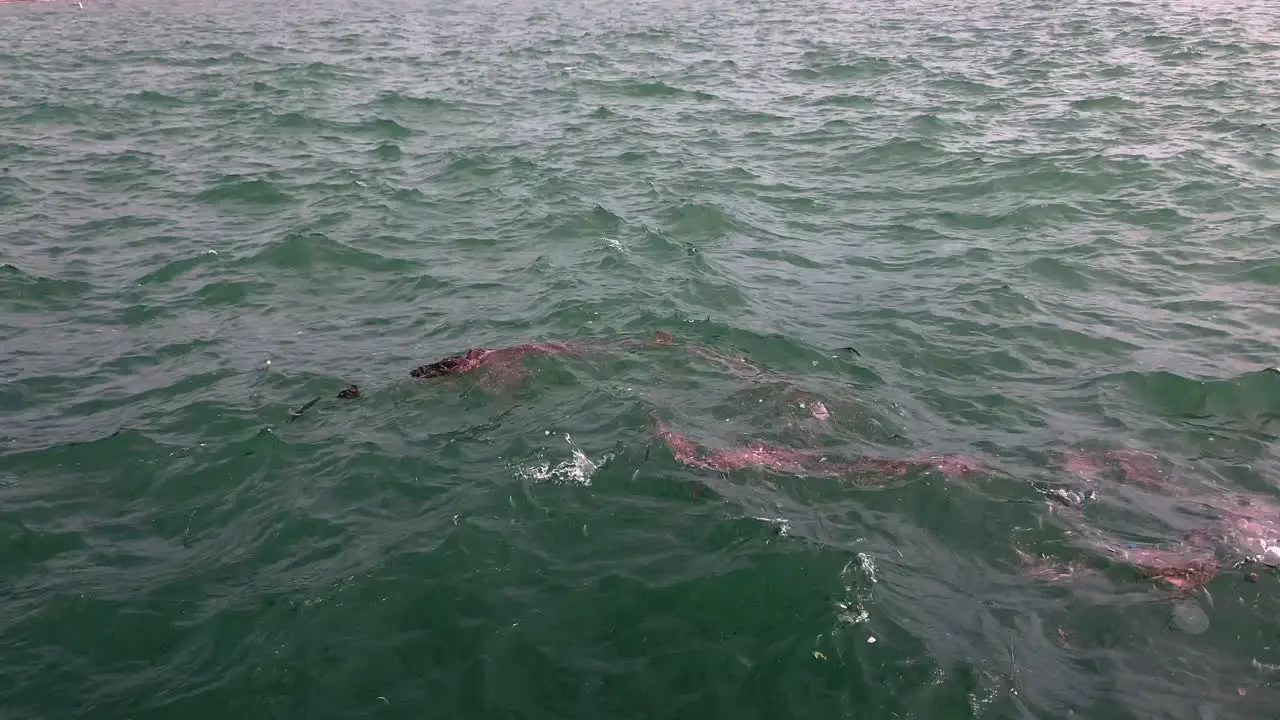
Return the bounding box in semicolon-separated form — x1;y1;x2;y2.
2;0;1279;717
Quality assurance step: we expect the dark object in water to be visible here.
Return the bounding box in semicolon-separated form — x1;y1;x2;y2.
287;384;360;423
288;334;761;424
287;397;322;423
410;353;473;378
409;344;582;382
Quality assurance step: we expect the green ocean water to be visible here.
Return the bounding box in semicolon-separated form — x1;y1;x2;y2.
2;0;1279;716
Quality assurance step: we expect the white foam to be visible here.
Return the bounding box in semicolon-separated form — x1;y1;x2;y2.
832;554;878;629
513;433;609;486
857;552;878;583
752;516;791;536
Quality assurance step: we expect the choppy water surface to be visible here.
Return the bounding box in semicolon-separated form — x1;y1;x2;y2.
2;0;1279;716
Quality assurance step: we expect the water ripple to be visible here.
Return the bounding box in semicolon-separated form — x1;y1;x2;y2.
3;0;1280;717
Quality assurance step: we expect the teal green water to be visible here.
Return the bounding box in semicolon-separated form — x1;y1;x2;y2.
3;0;1280;716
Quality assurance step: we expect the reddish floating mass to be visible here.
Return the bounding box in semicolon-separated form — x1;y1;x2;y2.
650;416;984;482
1059;447;1174;490
409;342;587;386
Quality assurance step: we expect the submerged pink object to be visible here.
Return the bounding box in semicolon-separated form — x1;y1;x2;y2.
650;417;818;474
1059;448;1172;489
1102;540;1220;594
410;342;586;384
1201;493;1280;567
1035;490;1280;595
650;417;983;482
1018;529;1221;594
842;455;984;481
1061;451;1106;480
644;331;770;380
1107;449;1166;486
928;454;985;478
